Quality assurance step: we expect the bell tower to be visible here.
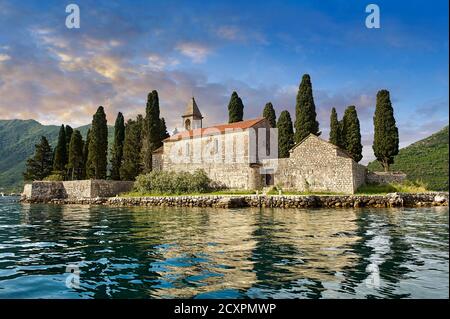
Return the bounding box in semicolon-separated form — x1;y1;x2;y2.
182;97;203;131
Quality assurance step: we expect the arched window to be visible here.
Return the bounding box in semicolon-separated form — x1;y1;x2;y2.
185;119;191;130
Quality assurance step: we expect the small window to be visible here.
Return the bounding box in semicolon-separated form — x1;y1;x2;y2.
214;138;219;153
185;142;190;156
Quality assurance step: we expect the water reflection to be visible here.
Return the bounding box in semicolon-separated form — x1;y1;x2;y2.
0;200;447;299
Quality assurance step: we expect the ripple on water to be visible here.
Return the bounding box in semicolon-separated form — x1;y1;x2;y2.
0;200;448;299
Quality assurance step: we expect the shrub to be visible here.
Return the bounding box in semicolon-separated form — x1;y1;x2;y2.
134;169;213;194
43;173;64;181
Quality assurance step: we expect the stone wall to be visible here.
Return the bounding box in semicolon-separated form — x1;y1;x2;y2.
22;180;134;201
264;135;364;194
43;192;449;208
367;171;407;184
160;122;272;189
90;180;134;197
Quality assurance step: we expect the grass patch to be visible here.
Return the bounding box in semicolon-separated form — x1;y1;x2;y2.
356;180;429;194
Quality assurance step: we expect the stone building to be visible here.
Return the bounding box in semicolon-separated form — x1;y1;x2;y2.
263;134;367;194
153;98;368;194
152;97;274;189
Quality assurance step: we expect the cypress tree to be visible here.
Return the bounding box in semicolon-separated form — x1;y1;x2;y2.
277;110;294;158
110;112;125;180
83;128;91;179
294;74;320;143
67;130;84;180
341;105;363;162
87;106;108;179
65;125;73;152
120;117;143;180
53;124;67;173
227;91;244;123
373;89;399;171
329;107;341;147
160;117;170;141
263;102;277;128
141;90;162;173
23;136;53;181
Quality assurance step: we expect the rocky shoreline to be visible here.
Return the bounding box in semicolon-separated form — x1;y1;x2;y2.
21;192;449;209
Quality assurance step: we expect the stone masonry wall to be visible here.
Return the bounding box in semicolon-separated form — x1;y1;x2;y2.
43;192;449;208
266;135;359;194
367;172;407;184
22;180;134;201
161;123;271;189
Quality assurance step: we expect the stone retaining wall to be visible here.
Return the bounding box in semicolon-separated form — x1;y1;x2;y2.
28;192;449;209
367;171;407;184
22;180;134;201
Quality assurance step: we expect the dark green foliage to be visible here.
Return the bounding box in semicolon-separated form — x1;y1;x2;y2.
294;74;320;143
277;110;294;158
0;120;113;191
120;117;143;180
368;126;448;191
373;89;399;171
329;107;341;147
53;125;67;173
160;117;170;141
141;91;162;173
263;102;277;128
134;169;212;195
67;130;84;180
341;105;363;162
65;125;73;152
87;106;108;179
110;112;125;180
23;136;53;181
82;128;91;179
227;91;244;123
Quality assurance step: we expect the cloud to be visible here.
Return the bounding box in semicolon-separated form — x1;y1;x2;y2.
0;54;10;62
176;42;212;63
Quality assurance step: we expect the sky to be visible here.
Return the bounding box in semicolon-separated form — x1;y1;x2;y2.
0;0;448;164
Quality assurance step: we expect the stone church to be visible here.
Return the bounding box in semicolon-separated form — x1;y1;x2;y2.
152;98;367;194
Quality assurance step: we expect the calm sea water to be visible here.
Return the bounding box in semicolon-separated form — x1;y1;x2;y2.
0;197;448;299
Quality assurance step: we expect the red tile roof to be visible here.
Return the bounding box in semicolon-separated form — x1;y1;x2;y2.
164;117;267;142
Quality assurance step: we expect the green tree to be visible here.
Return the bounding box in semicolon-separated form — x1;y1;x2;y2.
23;136;53;181
67;130;84;180
277;110;294;158
228;91;244;123
263;102;277;128
121;117;143;180
83;128;91;179
160;117;170;141
53;124;67;173
65;125;73;152
341;105;363;162
373;89;399;171
87;106;108;179
110;112;125;180
329;107;341;147
294;74;320;143
141;91;162;173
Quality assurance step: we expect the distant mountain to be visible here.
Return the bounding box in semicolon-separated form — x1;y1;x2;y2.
367;126;449;191
0;119;114;192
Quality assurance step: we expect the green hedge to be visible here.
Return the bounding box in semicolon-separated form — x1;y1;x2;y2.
134;169;213;194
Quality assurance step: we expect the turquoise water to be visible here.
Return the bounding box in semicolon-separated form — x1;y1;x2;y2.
0;197;448;299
